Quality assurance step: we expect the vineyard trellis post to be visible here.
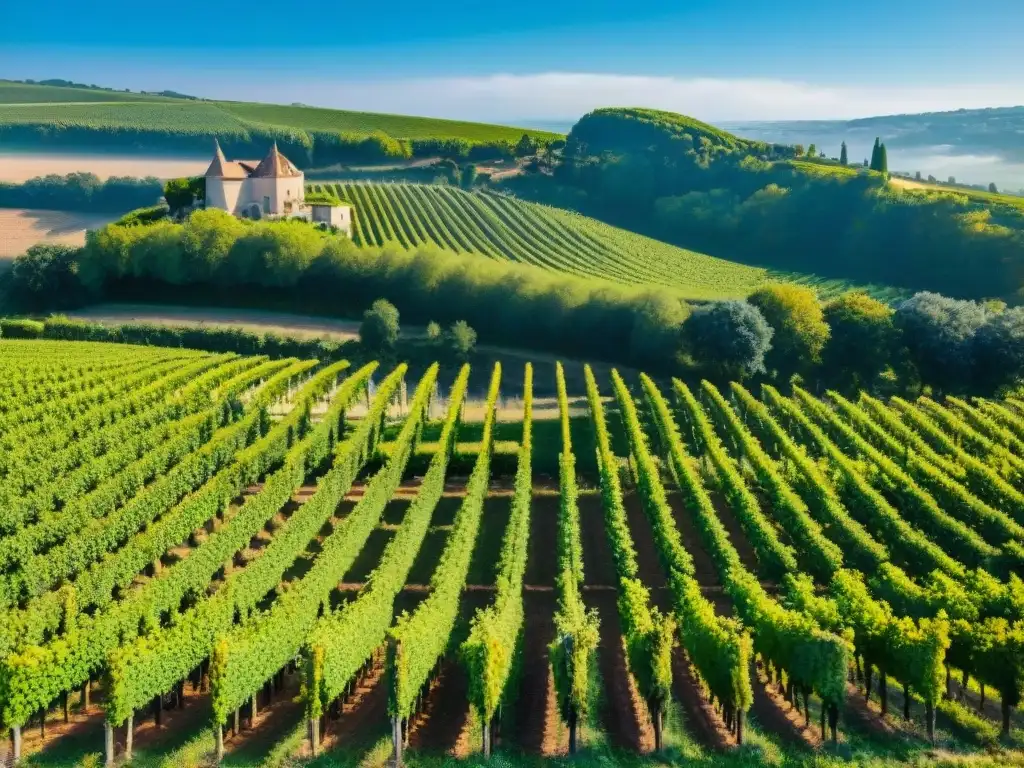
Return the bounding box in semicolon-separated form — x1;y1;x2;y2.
104;721;114;768
215;723;224;762
11;726;21;763
125;715;133;761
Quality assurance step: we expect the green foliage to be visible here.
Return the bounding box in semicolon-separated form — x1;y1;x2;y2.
462;364;533;724
642;375;848;709
684;300;774;379
207;365;436;725
726;383;888;570
582;365;677;718
389;364;502;720
822;292;898;392
840;142;848;166
0;359;358;727
0;318;44;338
304;365;470;719
549;363;600;732
360;299;401;352
610;370;753;719
303;190;346;206
0;172;163;213
763;385;965;579
319;181;767;300
1;244;91;312
748;283;830;376
445;320;477;360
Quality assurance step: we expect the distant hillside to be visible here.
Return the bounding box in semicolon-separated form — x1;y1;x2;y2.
500;106;1024;300
568;107;766;155
726;105;1024;191
0;81;561;167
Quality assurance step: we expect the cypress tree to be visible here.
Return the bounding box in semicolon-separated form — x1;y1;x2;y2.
840;142;848;166
878;143;888;174
870;137;881;171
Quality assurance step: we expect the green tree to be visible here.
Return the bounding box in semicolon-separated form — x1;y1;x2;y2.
445;320;477;359
683;300;773;380
748;283;830;377
821;292;898;392
163;177;194;217
360;298;401;352
794;144;805;157
426;321;442;343
807;144;817;158
840;142;848;166
878;143;889;174
869;137;881;171
0;243;89;312
461;164;478;190
989;182;999;194
515;134;539;157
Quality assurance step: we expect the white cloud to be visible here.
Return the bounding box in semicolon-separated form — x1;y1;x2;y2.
246;72;1024;124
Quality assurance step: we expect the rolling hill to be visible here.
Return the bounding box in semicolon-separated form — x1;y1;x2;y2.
310;181;900;301
314;181;768;299
0;81;560;166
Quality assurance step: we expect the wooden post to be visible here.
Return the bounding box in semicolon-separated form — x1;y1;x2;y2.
39;709;45;740
155;693;162;726
482;716;491;758
928;701;938;742
1002;701;1011;737
63;691;70;723
125;714;134;761
82;679;91;710
215;724;224;762
310;716;320;757
251;693;258;724
819;704;826;738
903;684;911;720
234;708;240;736
392;715;403;767
12;725;21;762
736;709;744;746
653;704;663;751
828;703;839;744
104;721;115;767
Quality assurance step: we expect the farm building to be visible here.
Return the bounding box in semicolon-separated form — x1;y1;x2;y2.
204;140;352;236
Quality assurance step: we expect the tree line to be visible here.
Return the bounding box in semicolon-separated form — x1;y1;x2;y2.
0;173;164;212
0;124;548;169
3;210;1022;397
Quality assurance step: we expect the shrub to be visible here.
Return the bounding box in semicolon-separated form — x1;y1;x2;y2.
748;283;830;377
360;299;400;352
445;320;477;359
0;318;45;338
684;300;773;380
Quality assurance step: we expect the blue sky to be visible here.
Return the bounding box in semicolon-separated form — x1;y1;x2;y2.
3;0;1023;123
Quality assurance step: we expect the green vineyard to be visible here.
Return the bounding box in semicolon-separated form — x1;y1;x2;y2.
3;338;1024;767
311;181;769;299
0;81;558;148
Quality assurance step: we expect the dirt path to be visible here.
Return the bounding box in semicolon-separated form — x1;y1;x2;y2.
584;589;655;752
514;590;565;756
665;491;720;587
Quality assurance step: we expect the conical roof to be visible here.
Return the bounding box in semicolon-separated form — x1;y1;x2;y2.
205;139;249;179
251;142;302;178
